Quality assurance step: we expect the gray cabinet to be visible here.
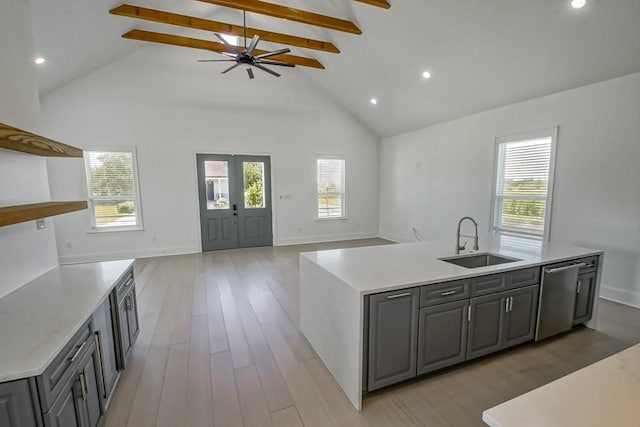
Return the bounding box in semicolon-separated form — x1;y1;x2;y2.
468;285;539;360
92;295;119;402
573;272;596;325
417;300;468;375
115;269;139;370
503;285;539;348
367;288;419;391
43;339;104;427
467;292;505;360
0;380;40;427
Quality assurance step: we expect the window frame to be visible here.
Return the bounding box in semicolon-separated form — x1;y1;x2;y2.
84;146;144;232
316;157;347;220
490;127;558;241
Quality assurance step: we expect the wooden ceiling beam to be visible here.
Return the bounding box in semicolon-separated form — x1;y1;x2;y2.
110;4;340;54
122;29;325;69
196;0;362;35
354;0;391;9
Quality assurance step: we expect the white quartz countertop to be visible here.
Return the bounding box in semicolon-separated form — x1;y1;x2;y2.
0;259;134;382
300;237;601;295
482;343;640;427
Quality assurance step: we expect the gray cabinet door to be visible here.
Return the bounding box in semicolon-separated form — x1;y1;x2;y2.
92;297;118;401
417;300;468;375
367;288;419;391
574;272;596;325
43;385;81;427
75;343;104;427
467;293;505;360
0;380;40;427
126;289;139;346
503;285;539;349
118;300;131;360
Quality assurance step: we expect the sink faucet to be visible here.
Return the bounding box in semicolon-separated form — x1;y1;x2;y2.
456;216;479;254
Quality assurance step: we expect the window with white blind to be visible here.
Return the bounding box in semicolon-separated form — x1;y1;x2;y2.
84;148;143;230
317;158;346;219
491;128;557;240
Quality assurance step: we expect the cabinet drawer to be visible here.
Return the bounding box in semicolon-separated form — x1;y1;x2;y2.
37;320;92;412
116;268;134;303
470;273;508;297
509;267;540;290
420;280;469;307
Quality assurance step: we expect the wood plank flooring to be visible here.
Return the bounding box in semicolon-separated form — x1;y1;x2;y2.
105;239;640;427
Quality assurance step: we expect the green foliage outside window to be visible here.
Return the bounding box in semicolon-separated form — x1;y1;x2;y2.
244;162;264;208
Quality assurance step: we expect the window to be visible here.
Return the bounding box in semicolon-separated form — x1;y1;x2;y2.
84;148;143;230
317;158;346;219
491;128;557;240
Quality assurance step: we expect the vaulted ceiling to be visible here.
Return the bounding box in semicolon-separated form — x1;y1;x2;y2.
29;0;640;137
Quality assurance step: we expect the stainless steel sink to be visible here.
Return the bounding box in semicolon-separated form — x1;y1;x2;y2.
439;252;521;269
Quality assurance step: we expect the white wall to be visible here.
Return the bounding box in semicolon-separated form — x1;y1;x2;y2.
0;0;59;299
41;46;380;263
380;72;640;307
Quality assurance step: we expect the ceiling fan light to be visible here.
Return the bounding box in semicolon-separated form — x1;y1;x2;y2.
571;0;586;9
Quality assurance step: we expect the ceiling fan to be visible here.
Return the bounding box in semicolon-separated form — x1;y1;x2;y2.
198;10;295;79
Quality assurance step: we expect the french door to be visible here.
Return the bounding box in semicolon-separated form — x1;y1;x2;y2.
196;154;273;251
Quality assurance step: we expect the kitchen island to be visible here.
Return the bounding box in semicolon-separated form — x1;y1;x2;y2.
299;236;602;410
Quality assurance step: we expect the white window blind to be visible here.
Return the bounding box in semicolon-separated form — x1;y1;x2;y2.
317;158;346;219
492;129;557;240
85;148;143;230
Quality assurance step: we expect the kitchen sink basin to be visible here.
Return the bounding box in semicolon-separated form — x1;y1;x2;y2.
439;252;521;269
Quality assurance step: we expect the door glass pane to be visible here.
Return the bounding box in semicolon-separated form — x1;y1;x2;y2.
204;161;230;210
243;162;265;209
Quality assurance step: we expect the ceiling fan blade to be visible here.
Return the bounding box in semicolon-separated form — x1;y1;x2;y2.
246;35;261;56
222;63;241;74
214;33;238;53
198;59;237;62
247;68;255;79
253;63;281;78
255;48;291;59
221;52;238;58
256;59;295;68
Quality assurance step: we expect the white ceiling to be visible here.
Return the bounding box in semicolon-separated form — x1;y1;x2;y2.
29;0;640;137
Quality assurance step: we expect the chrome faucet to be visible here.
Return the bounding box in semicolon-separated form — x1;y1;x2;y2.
456;216;479;254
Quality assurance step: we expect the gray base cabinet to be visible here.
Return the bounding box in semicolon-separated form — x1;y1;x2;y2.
417;300;469;375
116;270;139;370
43;339;104;427
468;285;539;360
573;272;596;325
92;296;119;402
0;380;40;427
367;288;419;391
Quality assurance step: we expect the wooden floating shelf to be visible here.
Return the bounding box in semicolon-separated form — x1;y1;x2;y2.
0;123;83;158
0;201;88;228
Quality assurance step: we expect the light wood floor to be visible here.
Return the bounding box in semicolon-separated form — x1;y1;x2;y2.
105;239;640;427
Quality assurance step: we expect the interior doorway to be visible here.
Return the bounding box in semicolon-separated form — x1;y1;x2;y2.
196;154;273;251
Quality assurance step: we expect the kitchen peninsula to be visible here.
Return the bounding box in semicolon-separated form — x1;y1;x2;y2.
300;237;602;410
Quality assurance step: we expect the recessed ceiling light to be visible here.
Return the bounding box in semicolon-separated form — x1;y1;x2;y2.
34;57;46;65
571;0;586;9
422;70;432;79
370;98;378;105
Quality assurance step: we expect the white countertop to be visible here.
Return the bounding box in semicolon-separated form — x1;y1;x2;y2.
482;343;640;427
300;236;601;295
0;259;134;382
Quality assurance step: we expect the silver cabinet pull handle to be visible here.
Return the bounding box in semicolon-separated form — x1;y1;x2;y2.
505;298;509;313
70;340;87;363
467;305;471;322
585;264;595;268
387;292;411;299
79;372;87;401
509;296;513;312
577;281;582;294
441;290;456;296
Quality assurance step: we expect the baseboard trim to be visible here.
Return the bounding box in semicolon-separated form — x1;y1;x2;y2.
599;285;640;310
378;232;413;243
58;245;200;264
275;232;379;246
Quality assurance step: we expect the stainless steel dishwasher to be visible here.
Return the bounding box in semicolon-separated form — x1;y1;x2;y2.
535;262;583;341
